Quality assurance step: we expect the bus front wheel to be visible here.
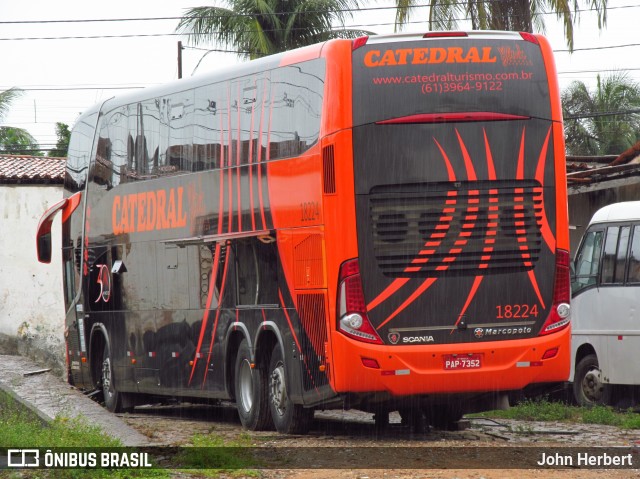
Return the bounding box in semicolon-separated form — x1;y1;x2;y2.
573;354;611;407
268;345;313;434
101;342;133;413
234;339;272;431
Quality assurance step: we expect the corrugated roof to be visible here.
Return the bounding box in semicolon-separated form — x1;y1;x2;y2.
0;154;65;184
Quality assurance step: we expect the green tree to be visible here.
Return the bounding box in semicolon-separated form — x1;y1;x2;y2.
394;0;608;51
562;73;640;156
176;0;370;60
48;122;71;158
0;87;23;121
0;87;43;156
0;127;43;156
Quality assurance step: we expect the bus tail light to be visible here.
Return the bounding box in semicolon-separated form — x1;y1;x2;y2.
519;32;540;45
423;32;468;38
539;249;571;335
337;259;383;344
352;36;369;51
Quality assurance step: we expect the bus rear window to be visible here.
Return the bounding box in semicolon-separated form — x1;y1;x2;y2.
352;38;551;126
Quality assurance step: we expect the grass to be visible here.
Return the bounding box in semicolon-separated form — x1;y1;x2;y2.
471;397;640;429
0;390;264;478
0;392;168;479
176;431;261;477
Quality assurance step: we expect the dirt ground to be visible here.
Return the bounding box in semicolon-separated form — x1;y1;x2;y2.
119;403;640;479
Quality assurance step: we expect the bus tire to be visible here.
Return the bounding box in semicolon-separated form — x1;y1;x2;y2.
234;339;273;431
424;404;463;431
573;354;611;407
268;345;313;434
101;342;133;413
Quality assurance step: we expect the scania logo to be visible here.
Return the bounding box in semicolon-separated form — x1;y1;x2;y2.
474;328;484;339
402;335;435;344
388;332;400;345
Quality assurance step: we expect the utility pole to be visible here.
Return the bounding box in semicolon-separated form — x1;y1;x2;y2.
178;41;183;79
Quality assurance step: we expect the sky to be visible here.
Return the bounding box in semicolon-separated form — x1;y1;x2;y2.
1;0;639;153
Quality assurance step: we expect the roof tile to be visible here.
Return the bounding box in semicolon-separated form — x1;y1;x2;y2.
0;154;65;183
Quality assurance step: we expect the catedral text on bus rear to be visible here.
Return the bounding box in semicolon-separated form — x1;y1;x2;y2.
364;46;497;67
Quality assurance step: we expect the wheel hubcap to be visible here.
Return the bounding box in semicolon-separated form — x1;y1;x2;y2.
238;359;253;412
102;357;113;399
582;367;605;402
270;361;287;416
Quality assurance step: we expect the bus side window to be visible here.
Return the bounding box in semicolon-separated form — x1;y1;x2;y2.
601;227;620;284
572;230;603;295
627;225;640;283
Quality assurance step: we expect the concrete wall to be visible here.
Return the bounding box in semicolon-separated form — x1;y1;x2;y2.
0;184;65;373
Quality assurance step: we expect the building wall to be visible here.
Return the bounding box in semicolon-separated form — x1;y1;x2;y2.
0;184;65;372
568;183;640;256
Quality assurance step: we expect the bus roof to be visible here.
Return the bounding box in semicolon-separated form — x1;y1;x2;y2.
589;201;640;225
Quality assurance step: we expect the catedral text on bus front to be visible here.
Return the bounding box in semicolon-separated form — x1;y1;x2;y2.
37;31;570;434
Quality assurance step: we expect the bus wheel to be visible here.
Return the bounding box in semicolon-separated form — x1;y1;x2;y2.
399;407;426;434
101;343;133;413
268;345;313;434
424;405;463;431
573;354;611;406
234;339;272;431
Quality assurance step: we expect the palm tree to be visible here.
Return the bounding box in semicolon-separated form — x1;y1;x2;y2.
177;0;370;60
0;87;22;123
562;73;640;156
394;0;608;52
0;87;42;155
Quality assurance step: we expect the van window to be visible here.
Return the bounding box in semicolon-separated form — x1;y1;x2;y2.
572;230;603;295
601;227;620;284
628;225;640;283
614;226;631;283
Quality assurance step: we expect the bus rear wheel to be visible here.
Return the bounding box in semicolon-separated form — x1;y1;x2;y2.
234;339;273;431
573;354;611;407
268;345;313;434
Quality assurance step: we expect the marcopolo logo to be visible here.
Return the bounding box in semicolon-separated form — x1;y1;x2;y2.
483;327;533;336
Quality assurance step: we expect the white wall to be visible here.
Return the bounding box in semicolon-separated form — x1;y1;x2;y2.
0;184;65;368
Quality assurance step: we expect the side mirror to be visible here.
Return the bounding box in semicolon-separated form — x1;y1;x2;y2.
36;197;69;264
37;232;53;264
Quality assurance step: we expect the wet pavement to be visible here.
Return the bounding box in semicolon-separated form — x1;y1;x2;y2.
0;354;149;446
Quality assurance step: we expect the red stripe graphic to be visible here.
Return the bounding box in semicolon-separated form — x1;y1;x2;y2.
248;79;257;231
451;275;484;332
202;249;231;387
236;83;243;232
278;289;319;393
535;127;555;253
189;243;222;385
227;86;233;233
368;137;457;313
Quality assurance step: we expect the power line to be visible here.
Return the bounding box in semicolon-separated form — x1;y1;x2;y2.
1;2;636;25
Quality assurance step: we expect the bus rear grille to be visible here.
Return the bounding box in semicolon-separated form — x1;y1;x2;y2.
369;180;544;277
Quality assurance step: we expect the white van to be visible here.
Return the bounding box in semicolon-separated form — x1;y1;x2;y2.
571;201;640;406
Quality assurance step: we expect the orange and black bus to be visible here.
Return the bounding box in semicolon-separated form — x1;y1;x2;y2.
37;31;570;434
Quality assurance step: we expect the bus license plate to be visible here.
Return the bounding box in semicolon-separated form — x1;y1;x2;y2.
443;354;482;370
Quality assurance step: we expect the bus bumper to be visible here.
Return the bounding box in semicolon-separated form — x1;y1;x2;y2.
329;326;571;396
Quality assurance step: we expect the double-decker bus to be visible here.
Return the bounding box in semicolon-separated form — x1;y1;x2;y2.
37;31;570;434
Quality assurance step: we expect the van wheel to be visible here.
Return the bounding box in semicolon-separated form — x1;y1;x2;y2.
101;342;133;413
573;354;611;406
268;345;313;434
234;339;273;431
